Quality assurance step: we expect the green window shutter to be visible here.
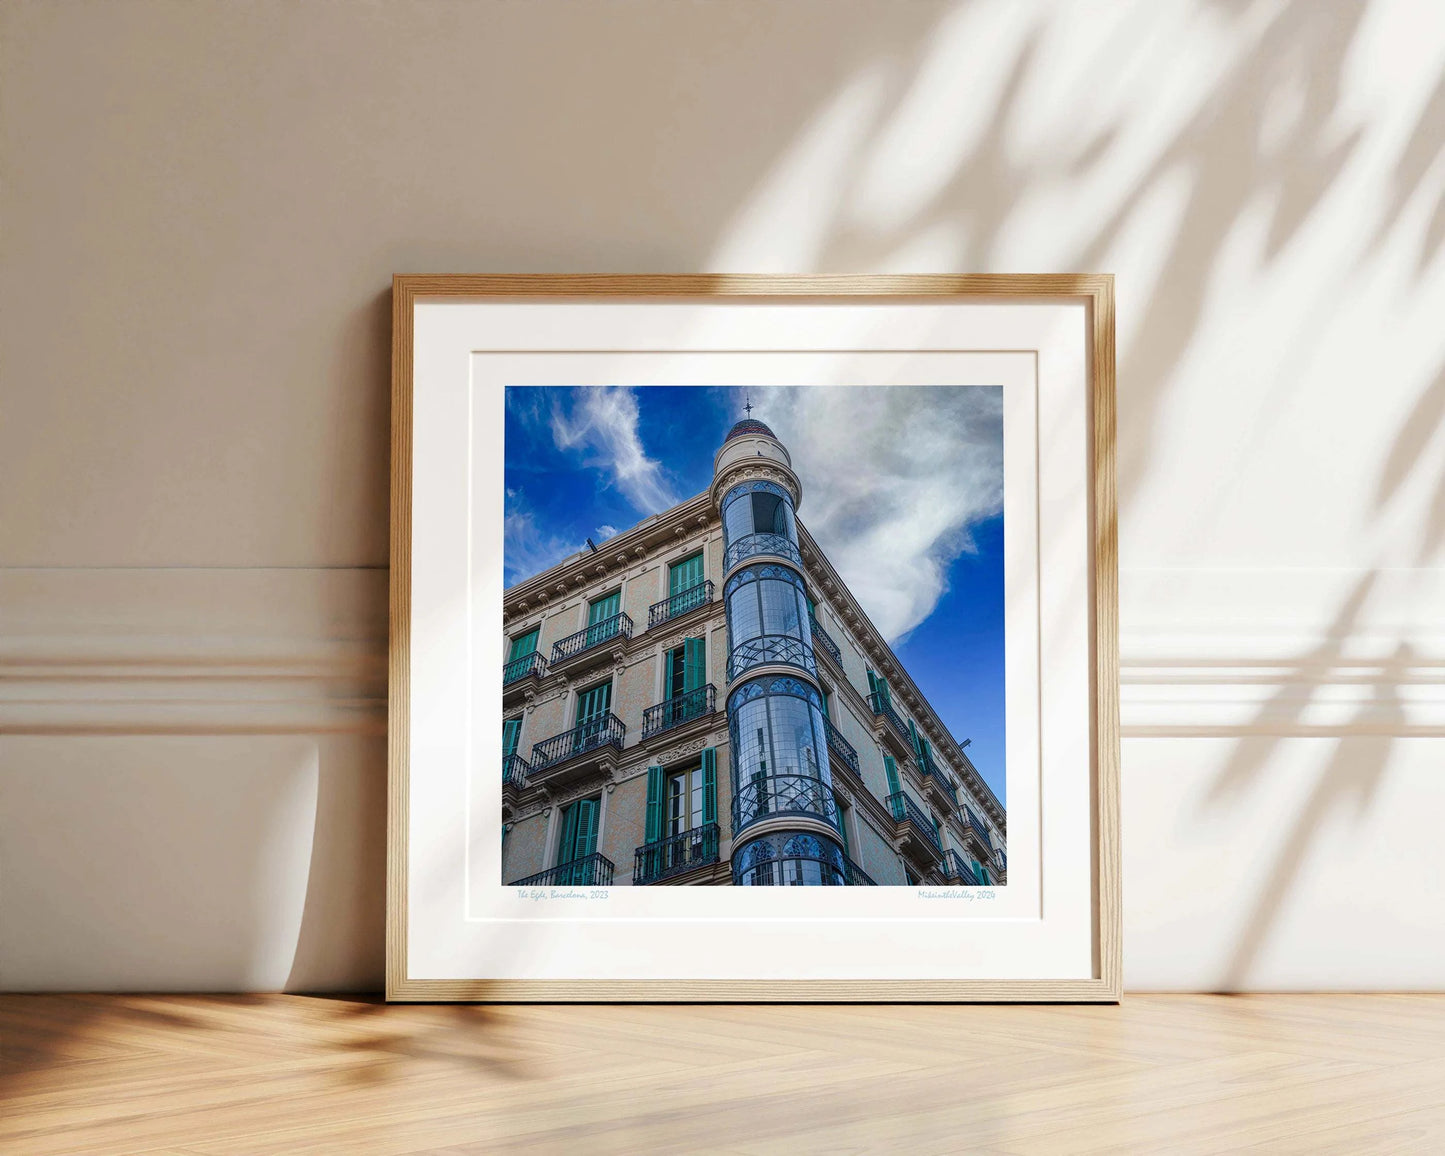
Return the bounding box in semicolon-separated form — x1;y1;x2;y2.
508;628;538;661
664;647;678;700
669;552;703;595
574;798;599;859
908;718;922;759
879;677;893;709
645;766;664;843
588;591;620;625
683;637;705;692
701;748;717;824
883;755;901;798
576;680;611;725
837;805;851;858
867;670;878;697
821;689;832;721
556;804;580;867
503;718;521;756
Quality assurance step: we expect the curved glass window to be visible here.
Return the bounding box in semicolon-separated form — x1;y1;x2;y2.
727;675;835;835
721;481;796;549
725;564;814;679
733;830;847;886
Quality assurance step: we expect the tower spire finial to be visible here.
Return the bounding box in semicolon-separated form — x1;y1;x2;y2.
744;392;753;419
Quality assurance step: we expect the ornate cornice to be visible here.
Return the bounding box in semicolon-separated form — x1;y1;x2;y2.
503;493;717;623
709;460;801;511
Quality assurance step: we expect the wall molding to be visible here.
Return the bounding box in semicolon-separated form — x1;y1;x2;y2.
10;564;1443;737
1120;566;1445;736
0;567;387;734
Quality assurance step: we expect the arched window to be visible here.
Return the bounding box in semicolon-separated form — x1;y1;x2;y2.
727;676;835;836
733;830;848;886
724;565;815;678
720;481;796;548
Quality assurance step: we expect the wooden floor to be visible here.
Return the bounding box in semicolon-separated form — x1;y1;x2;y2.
1;995;1442;1154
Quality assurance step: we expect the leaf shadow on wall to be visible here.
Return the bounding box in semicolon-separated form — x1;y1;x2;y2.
730;0;1445;987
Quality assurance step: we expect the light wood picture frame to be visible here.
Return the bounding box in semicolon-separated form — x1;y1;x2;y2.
388;274;1119;1002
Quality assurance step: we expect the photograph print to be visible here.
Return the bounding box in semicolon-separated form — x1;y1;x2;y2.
500;385;1007;889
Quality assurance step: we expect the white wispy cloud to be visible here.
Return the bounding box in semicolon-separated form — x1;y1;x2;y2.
503;508;579;587
549;387;677;514
749;385;1003;642
595;524;619;540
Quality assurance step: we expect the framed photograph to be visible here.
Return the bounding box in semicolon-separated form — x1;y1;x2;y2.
388;275;1118;1001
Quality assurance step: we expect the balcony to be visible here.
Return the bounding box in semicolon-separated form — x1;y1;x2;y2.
726;634;816;681
842;854;878;886
808;613;843;666
942;849;981;886
647;581;715;630
888;790;943;870
549;612;633;675
510;852;615;888
723;532;803;572
502;651;547;703
962;808;995;858
502;752;531;789
528;713;626;786
918;750;960;810
868;692;915;760
821;716;859;777
633;823;721;884
642;684;717;740
732;773;840;839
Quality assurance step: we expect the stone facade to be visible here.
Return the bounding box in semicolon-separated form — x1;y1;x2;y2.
501;424;1006;888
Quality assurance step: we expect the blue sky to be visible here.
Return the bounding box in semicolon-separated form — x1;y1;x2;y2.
504;385;1006;803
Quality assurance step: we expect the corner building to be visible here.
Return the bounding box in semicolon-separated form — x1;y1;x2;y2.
501;418;1006;888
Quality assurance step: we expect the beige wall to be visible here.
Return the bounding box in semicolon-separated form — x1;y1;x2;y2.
5;0;1445;990
501;810;549;887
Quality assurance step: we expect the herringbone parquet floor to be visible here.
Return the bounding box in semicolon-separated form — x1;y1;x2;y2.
1;994;1442;1154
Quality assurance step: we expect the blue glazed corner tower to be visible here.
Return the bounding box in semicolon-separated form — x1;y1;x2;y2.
713;420;848;885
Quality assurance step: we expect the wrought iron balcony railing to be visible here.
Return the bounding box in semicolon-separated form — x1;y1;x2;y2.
888;790;943;855
726;634;816;680
510;852;615;888
868;691;913;747
808;613;842;665
943;849;981;885
550;612;634;664
821;716;860;776
647;580;714;630
732;773;840;837
642;683;716;739
529;712;626;771
918;750;959;807
842;854;878;886
964;808;994;851
502;752;531;788
633;822;721;884
502;650;547;685
723;532;803;571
